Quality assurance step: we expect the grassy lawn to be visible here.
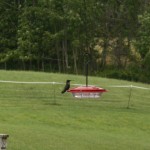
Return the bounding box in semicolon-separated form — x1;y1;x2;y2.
0;70;149;150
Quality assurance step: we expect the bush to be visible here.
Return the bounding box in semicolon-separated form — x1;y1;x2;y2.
95;69;140;82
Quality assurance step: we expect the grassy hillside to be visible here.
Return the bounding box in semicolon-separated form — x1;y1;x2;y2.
0;70;149;150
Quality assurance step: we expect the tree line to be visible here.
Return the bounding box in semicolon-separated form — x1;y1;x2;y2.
0;0;150;83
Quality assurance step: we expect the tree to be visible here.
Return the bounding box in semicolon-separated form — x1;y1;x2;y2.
136;11;150;58
0;0;18;69
17;3;58;70
135;10;150;81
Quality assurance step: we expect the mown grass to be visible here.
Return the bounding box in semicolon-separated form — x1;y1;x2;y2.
0;70;149;150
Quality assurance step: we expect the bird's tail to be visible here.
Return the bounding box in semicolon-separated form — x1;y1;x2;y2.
61;90;65;94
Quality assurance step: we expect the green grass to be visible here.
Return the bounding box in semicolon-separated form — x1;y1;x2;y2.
0;70;150;150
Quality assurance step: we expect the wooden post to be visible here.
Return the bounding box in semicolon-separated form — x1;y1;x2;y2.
0;134;9;150
53;82;56;105
86;62;88;87
127;85;132;109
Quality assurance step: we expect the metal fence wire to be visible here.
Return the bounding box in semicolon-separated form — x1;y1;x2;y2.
0;80;149;109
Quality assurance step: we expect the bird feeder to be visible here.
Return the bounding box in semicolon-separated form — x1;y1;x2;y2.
67;86;107;98
67;62;107;98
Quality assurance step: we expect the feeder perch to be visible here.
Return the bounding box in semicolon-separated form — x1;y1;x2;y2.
67;86;107;98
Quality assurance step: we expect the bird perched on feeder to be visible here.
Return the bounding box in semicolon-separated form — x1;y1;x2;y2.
61;80;71;94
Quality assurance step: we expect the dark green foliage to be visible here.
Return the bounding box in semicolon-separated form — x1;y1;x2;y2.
0;0;150;83
0;0;18;68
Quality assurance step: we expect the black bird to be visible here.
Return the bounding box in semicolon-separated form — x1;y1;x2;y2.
61;80;71;94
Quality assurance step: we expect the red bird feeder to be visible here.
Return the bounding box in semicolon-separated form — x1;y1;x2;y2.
67;86;107;98
67;62;107;99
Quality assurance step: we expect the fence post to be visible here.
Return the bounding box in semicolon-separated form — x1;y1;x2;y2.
0;134;9;150
53;82;56;105
127;85;133;109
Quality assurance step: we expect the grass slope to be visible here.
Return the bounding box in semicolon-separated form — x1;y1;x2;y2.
0;70;149;150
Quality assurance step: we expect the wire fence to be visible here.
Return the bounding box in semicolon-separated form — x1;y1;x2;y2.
0;80;149;109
